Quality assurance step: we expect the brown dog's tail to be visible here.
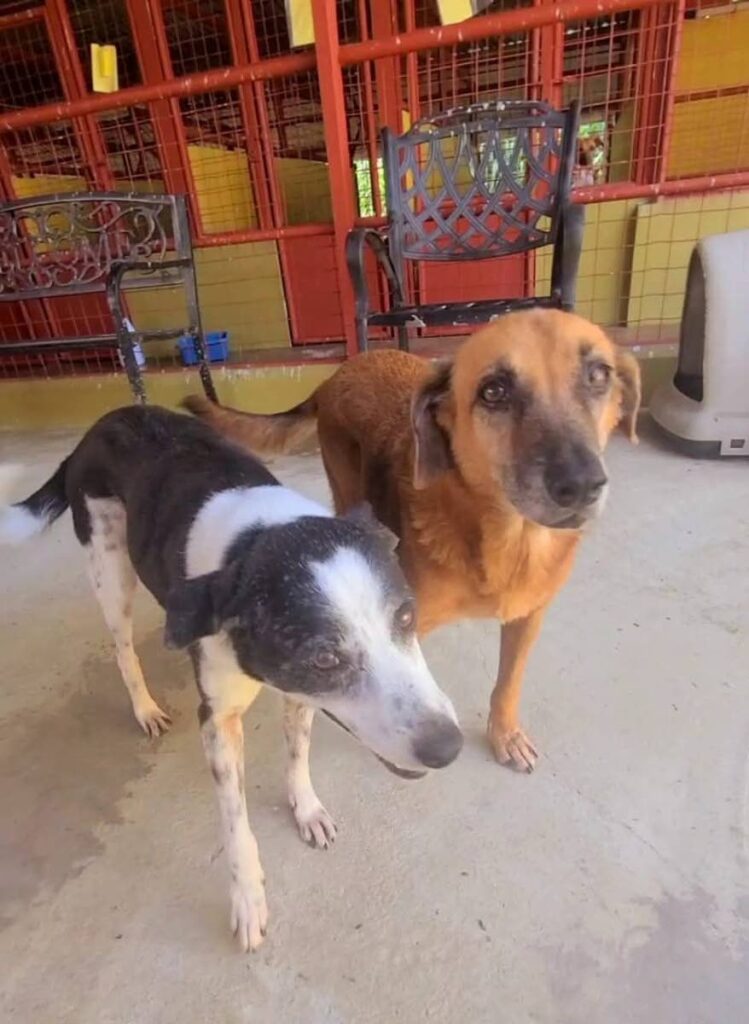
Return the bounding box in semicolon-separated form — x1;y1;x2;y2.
182;394;319;455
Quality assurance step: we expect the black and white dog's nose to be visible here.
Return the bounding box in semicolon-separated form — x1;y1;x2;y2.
412;717;464;769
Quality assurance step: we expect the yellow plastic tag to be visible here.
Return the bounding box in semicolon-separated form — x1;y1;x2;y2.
436;0;473;24
91;44;119;94
286;0;314;48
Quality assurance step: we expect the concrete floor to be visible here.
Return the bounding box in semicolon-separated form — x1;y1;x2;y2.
1;420;747;1024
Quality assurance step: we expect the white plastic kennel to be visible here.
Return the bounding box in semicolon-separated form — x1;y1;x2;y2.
650;228;749;457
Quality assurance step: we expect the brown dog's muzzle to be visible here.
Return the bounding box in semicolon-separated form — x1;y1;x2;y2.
542;439;608;512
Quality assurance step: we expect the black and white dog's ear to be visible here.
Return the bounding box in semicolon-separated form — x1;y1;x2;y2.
164;572;222;649
345;502;399;552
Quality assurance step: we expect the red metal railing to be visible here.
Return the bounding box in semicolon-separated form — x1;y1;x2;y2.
0;0;748;370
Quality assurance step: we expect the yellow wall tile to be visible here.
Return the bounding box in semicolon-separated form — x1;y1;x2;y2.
127;240;290;351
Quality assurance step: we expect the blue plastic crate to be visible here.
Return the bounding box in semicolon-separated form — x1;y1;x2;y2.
178;331;229;366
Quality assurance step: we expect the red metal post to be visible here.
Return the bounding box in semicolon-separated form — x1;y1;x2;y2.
403;0;420;123
357;0;384;216
370;0;404;132
632;1;681;184
311;0;358;355
657;0;686;182
126;0;199;223
44;0;114;189
225;0;275;231
0;6;45;31
0;51;317;134
572;169;749;202
535;0;564;106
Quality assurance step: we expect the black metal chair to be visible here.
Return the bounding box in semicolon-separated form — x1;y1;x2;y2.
346;99;584;352
0;191;216;403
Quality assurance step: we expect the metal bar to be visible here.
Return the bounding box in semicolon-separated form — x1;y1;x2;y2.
403;0;420;123
0;0;671;135
126;0;199;226
238;0;285;231
311;0;359;356
353;167;749;214
44;1;115;190
573;170;749;202
194;222;335;246
0;7;44;31
357;0;384;216
0;51;316;133
370;0;403;131
225;0;275;231
339;0;668;65
658;0;686;183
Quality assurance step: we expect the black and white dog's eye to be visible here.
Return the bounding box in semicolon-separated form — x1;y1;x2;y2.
587;362;612;389
478;374;512;408
394;600;416;632
313;649;340;670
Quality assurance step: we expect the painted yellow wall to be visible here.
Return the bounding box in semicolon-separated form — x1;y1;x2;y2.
536;199;640;326
277;157;332;225
188;144;257;234
668;95;749;179
128;240;291;352
11;175;86;197
667;9;749;178
627;189;749;325
0;363;336;430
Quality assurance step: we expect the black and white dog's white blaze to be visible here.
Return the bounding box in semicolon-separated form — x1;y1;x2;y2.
0;405;462;953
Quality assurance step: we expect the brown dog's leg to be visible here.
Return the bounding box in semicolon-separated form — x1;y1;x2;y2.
488;606;545;773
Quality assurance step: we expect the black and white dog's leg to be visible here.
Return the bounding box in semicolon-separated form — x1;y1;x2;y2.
84;497;171;737
283;697;337;848
200;706;268;952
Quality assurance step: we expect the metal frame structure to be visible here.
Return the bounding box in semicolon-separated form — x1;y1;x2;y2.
0;191;216;401
0;0;747;367
346;99;584;351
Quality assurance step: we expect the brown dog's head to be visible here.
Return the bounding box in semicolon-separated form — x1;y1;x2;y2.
411;309;640;530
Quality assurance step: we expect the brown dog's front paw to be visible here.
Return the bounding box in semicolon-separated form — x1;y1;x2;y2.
488;721;538;773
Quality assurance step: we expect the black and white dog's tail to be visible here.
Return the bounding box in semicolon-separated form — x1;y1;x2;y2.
0;459;69;545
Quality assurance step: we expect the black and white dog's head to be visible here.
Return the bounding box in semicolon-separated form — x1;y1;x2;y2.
165;507;463;777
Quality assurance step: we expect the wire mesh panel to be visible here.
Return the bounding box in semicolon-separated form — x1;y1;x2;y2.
67;0;142;90
0;16;65;113
264;70;333;226
2;122;90;186
162;0;232;75
0;0;747;375
97;107;167;191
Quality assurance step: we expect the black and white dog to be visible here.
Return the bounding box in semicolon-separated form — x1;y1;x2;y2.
0;406;462;951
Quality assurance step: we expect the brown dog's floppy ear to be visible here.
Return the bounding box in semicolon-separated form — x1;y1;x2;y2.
615;351;641;443
411;360;455;489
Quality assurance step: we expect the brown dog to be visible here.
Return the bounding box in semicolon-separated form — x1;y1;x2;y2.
185;309;640;772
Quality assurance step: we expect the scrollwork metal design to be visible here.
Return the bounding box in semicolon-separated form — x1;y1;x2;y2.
0;197;172;296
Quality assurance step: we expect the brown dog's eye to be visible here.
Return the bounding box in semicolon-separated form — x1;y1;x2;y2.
394;600;416;633
479;375;512;409
587;362;612;390
314;649;340;670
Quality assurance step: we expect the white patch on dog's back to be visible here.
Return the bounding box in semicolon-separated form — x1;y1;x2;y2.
186;484;329;577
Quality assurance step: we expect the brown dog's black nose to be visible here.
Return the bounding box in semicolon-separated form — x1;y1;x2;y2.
412;717;464;769
544;447;607;509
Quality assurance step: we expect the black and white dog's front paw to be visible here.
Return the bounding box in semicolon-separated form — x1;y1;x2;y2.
291;791;337;849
